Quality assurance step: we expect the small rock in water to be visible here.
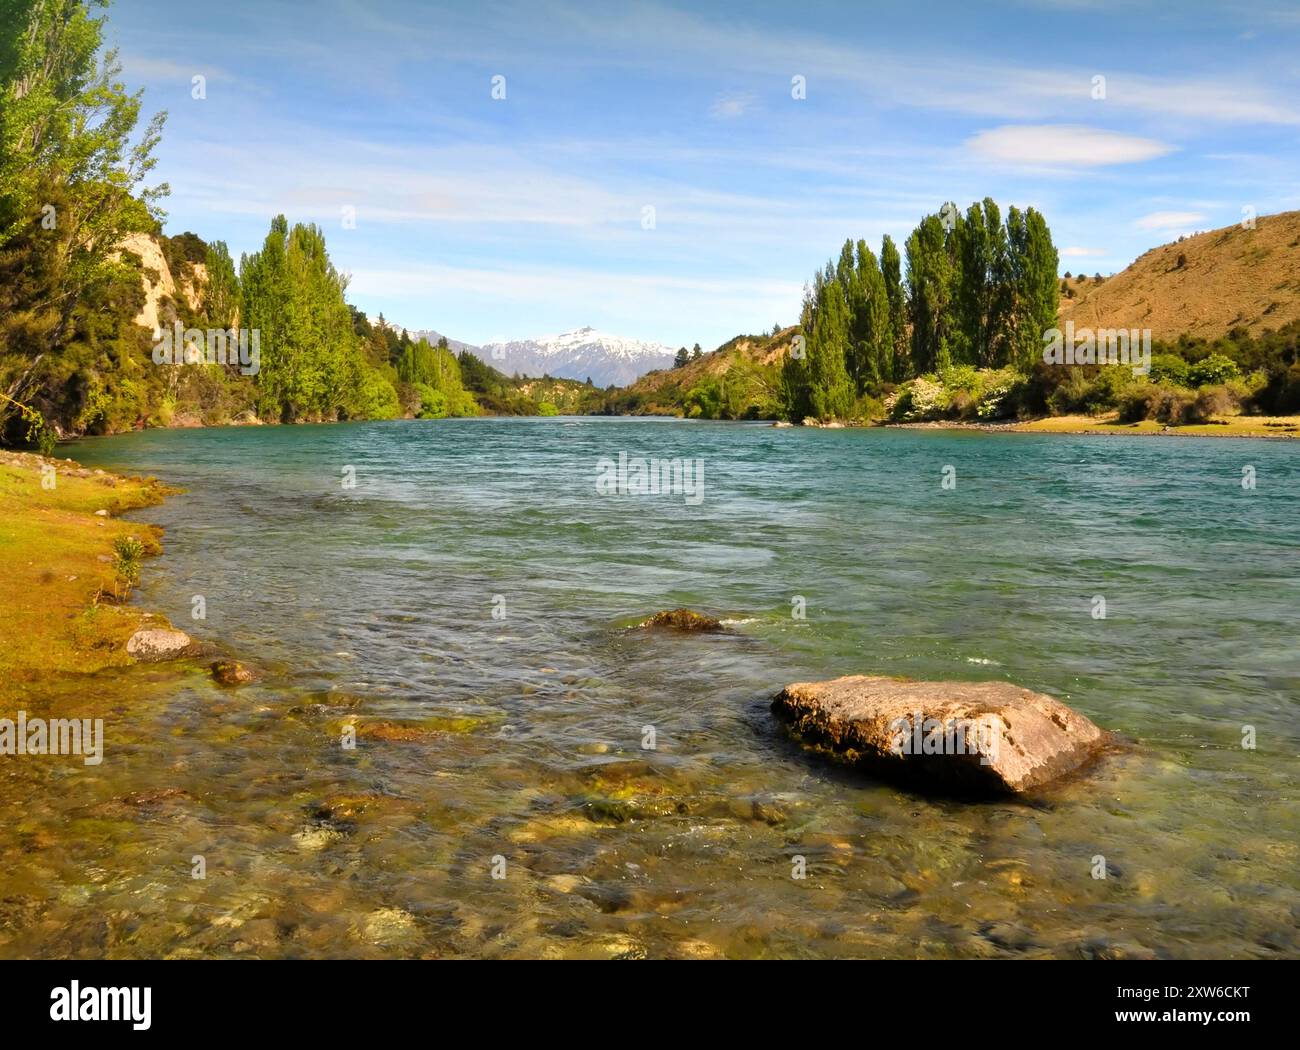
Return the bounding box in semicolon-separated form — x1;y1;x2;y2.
126;626;200;662
636;608;726;633
771;675;1109;795
210;660;255;686
292;824;345;851
359;907;419;947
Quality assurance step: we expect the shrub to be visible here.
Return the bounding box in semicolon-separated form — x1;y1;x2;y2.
111;536;144;597
1118;382;1197;424
1149;354;1190;385
1188;354;1240;387
1046;369;1092;415
1079;367;1134;414
892;377;945;421
976;379;1016;419
1188;383;1248;422
946;389;975;419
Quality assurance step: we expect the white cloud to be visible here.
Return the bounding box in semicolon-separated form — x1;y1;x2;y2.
1061;246;1106;257
1135;210;1207;230
534;3;1300;125
966;125;1175;168
120;54;234;84
709;92;755;120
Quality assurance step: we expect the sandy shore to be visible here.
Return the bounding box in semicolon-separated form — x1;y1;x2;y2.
884;413;1300;439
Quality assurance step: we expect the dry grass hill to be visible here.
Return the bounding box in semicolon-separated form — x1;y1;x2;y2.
1061;210;1300;340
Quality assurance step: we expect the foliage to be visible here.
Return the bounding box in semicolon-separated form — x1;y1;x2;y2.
781;199;1059;422
110;532;143;598
0;0;167;443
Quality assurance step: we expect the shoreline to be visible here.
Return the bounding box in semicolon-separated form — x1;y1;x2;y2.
789;413;1300;440
65;406;1300;442
0;450;188;695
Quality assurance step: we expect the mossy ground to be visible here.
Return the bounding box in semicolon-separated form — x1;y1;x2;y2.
0;450;175;691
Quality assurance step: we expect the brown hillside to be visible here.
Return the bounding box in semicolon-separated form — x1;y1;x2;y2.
1061;210;1300;340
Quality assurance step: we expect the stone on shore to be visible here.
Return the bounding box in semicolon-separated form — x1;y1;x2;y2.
772;675;1108;794
126;626;200;662
637;609;725;632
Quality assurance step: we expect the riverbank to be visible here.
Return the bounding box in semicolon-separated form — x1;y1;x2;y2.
0;451;177;689
875;412;1300;439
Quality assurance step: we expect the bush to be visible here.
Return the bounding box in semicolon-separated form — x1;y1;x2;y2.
1117;382;1198;424
1046;369;1092;415
976;375;1024;420
1149;354;1190;385
112;536;144;589
1188;354;1240;387
1079;367;1134;414
890;377;944;421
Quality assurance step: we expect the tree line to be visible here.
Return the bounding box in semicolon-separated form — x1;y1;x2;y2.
0;0;479;443
781;199;1060;421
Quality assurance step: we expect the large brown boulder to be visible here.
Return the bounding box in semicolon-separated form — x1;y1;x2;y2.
772;675;1108;794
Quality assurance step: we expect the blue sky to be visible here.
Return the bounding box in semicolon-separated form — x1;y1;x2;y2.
108;0;1300;350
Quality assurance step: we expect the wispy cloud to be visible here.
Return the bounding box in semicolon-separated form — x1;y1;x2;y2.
1135;210;1207;230
966;125;1175;168
709;92;756;120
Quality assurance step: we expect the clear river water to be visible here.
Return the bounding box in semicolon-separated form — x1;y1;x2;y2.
4;417;1297;958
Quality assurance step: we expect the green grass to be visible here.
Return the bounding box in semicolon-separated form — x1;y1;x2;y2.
0;453;175;688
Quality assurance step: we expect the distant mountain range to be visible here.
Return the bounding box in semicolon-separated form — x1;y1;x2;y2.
380;323;679;387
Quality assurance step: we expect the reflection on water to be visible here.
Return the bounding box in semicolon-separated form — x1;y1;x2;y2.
2;418;1297;958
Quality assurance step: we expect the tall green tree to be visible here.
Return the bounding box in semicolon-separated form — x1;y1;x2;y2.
905;213;956;374
0;0;167;436
854;239;891;388
1006;206;1060;369
880;234;907;381
203;239;238;329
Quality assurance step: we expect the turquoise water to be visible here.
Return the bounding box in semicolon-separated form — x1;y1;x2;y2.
5;418;1298;958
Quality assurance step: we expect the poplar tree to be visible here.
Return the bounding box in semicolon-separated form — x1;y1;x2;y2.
203;240;239;329
905;213;956;374
880;234;908;381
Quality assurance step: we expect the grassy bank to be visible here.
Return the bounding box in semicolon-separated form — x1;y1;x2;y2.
0;451;176;686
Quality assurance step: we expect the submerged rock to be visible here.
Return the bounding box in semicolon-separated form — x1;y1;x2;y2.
126;626;200;662
636;608;725;632
210;660;254;686
771;675;1108;794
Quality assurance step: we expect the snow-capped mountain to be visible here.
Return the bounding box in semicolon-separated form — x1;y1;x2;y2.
370;317;679;388
474;327;678;387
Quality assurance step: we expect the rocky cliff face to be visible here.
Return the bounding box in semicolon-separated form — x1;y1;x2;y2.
114;232;207;335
